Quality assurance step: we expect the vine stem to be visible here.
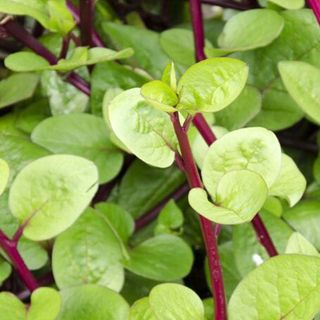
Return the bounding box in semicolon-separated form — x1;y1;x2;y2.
201;0;259;10
309;0;320;24
0;230;38;292
171;112;227;320
79;0;95;47
2;18;91;95
67;0;105;47
189;0;278;258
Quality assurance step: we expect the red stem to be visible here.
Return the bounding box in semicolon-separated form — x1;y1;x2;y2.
171;113;227;320
0;230;38;292
135;183;189;231
67;0;105;47
189;0;278;258
3;18;91;96
309;0;320;24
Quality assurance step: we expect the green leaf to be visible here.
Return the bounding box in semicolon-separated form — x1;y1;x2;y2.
236;10;318;131
214;86;262;130
108;88;177;168
279;61;320;124
52;208;124;291
155;200;184;235
95;203;134;242
27;287;61;320
0;133;50;185
0;159;9;196
91;61;148;116
129;297;156;320
41;70;89;115
269;154;306;206
233;210;293;276
160;28;212;66
229;255;320;320
18;237;48;270
188;170;268;224
9;155;98;241
268;0;305;9
141;80;178;112
177;58;248;113
218;9;284;51
0;0;75;34
202;127;281;195
102;22;169;78
109;160;185;219
0;73;39;109
31;113;123;184
124;234;193;281
5;48;133;73
149;283;205;320
283;200;320;250
285;232;319;256
58;284;129;320
0;292;26;320
0;256;11;285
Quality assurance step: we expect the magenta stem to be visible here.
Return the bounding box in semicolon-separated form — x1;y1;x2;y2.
189;0;278;259
67;0;105;47
135;184;189;231
309;0;320;24
79;0;95;47
0;230;38;292
171;112;227;320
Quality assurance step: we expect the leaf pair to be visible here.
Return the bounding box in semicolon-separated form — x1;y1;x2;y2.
52;203;193;292
141;58;248;114
189;127;306;225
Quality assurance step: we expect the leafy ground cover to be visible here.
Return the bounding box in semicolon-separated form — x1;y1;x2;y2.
0;0;320;319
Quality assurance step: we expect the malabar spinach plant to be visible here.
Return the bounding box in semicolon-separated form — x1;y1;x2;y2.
0;0;320;319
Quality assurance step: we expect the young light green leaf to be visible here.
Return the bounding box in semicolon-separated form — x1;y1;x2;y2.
218;9;284;51
160;28;212;67
0;73;39;109
161;62;177;91
177;58;248;113
268;0;305;9
5;48;133;73
27;287;61;320
124;234;193;281
95;203;134;242
0;159;9;196
285;232;319;256
141;80;178;112
229;255;320;320
214;86;262;130
188;170;268;224
58;284;129;320
0;292;26;320
269;154;306;207
202;127;281;196
149;283;205;320
279;61;320;124
155;200;184;235
9;155;98;241
0;0;75;34
52;208;125;291
31;114;123;184
108;88;177;168
129;298;157;320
